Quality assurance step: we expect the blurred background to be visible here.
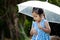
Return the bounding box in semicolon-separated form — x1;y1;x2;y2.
0;0;60;40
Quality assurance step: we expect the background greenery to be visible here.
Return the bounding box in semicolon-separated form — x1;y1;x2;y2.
0;0;60;40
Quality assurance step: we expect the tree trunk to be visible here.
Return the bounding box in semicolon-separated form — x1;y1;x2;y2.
1;30;4;40
4;4;20;40
7;5;20;40
0;0;27;40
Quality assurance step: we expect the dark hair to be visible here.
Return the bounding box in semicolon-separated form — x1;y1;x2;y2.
32;7;45;18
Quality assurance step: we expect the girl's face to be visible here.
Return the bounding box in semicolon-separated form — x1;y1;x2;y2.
32;12;42;22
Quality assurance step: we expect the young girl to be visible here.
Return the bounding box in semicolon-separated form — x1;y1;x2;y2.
30;7;51;40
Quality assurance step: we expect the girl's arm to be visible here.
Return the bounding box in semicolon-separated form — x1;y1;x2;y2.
42;21;51;33
30;27;34;36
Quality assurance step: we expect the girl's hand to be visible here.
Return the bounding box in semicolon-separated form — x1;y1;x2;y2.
38;23;42;29
30;27;37;35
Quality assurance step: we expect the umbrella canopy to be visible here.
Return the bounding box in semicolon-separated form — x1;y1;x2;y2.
17;1;60;23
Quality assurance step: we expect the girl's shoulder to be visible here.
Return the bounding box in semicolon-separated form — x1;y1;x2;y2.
32;21;37;27
32;21;36;24
43;19;47;22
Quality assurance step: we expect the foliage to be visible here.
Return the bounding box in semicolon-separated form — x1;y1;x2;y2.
49;0;60;7
24;16;33;37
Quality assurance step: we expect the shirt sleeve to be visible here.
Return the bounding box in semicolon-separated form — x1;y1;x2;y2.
32;21;34;28
44;19;48;23
44;19;49;27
